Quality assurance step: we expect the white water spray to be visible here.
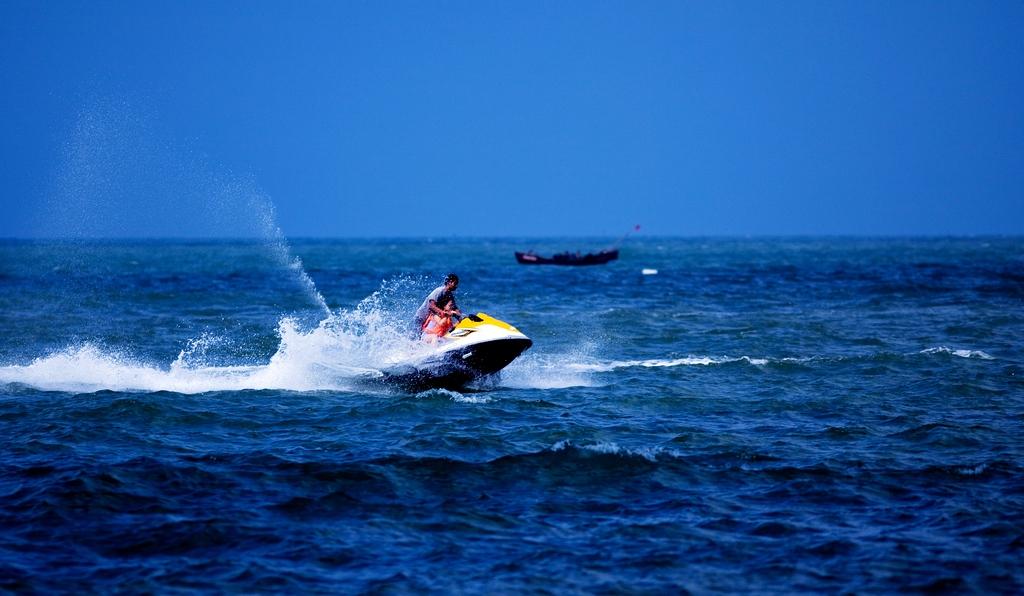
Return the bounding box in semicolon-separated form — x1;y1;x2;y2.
41;96;329;314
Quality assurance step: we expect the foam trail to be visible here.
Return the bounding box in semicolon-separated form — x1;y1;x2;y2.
0;279;437;394
0;342;345;394
570;347;1000;373
551;355;763;374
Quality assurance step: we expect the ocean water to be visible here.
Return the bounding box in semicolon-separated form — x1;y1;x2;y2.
1;237;1022;594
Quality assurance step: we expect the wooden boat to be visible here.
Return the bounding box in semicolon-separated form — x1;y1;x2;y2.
515;249;618;266
515;225;638;266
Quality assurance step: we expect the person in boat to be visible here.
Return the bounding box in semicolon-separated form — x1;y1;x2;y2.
421;301;457;344
413;273;462;336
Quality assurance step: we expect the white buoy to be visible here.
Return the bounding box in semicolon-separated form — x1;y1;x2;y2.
642;268;658;275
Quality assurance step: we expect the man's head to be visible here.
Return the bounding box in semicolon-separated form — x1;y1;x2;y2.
445;273;459;291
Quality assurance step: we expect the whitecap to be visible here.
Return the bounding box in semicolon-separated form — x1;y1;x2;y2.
953;464;987;476
415;387;491;404
921;347;995;360
451;393;492;404
552;440;664;462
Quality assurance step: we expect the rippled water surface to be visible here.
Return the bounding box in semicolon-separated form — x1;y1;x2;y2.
1;238;1022;593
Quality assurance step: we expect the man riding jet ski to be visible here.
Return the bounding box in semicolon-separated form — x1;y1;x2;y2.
384;275;531;389
383;312;532;390
412;274;462;337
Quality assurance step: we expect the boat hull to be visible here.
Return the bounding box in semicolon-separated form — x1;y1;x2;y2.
382;337;532;390
515;250;618;265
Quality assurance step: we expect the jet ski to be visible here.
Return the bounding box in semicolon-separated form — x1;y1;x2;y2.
381;313;532;390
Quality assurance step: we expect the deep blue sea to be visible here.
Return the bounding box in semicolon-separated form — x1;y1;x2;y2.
1;237;1022;594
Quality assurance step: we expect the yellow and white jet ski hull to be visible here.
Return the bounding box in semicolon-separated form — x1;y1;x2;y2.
383;313;532;390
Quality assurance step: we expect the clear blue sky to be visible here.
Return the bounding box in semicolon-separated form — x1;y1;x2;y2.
2;1;1022;238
